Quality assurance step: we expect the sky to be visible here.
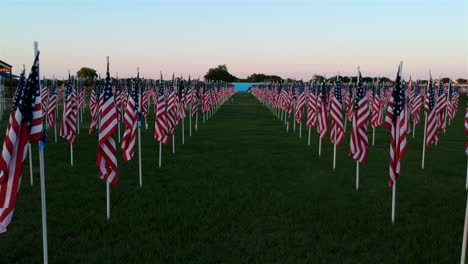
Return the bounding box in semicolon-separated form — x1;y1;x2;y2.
1;0;467;80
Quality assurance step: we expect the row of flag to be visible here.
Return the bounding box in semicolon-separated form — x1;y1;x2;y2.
0;46;234;264
251;63;462;224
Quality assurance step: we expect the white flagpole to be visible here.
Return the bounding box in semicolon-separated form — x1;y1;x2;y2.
344;117;347;133
195;110;198;132
29;144;33;186
54;110;57;143
356;161;359;191
465;156;468;190
391;182;396;224
172;134;175;154
189;107;192;137
106;182;110;220
318;136;322;157
422;111;428;169
308;128;311;146
333;127;337;170
461;193;468;263
182;117;185;145
159;141;162;168
412;122;416;138
372;127;375;146
70;143;73;166
35;41;49;264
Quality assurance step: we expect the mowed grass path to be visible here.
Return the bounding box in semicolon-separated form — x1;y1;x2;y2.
0;92;466;263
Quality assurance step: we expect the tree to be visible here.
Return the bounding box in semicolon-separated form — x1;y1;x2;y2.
245;73;283;82
76;67;97;87
204;65;237;82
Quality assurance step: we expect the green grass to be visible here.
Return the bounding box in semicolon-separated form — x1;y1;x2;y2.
0;92;466;263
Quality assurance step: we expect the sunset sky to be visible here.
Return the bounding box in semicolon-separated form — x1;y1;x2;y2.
1;0;466;79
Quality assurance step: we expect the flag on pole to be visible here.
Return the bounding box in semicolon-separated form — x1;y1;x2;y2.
317;82;328;139
191;81;199;117
96;59;118;185
385;63;407;187
47;80;57;128
154;75;169;144
60;75;77;144
330;78;344;146
306;82;317;129
0;52;40;232
435;81;446;132
349;69;370;163
121;76;139;161
425;76;438;147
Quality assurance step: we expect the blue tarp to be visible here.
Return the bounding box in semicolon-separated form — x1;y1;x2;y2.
233;82;267;92
0;72;18;78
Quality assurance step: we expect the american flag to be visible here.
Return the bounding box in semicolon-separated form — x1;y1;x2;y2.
0;53;40;232
96;59;118;185
409;81;422;126
191;81;199;117
330;79;344;146
425;76;438;147
295;82;306;124
41;78;49;117
89;82;100;134
154;75;169;144
447;83;454;122
178;79;186;120
384;63;407;187
115;80;122;121
60;75;77;144
29;61;43;143
47;79;58;128
317;81;328;139
121;76;139;161
167;77;176;135
371;81;383;129
349;70;370;163
306;82;317;129
346;82;355;121
435;81;446;132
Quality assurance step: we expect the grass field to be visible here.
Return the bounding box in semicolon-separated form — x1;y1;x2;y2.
0;91;466;263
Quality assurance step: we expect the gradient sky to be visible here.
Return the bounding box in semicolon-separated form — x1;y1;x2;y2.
1;0;467;80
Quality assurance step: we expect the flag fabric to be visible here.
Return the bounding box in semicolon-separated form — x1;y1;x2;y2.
330;79;344;146
349;70;370;163
47;80;58;128
166;78;176;135
29;62;43;143
295;82;306;124
121;77;139;161
425;77;438;147
191;82;199;117
0;53;40;232
371;82;383;128
306;82;317;129
385;64;407;187
317;82;328;139
154;77;169;144
60;75;77;144
89;83;100;134
346;83;355;122
409;82;422;126
435;81;446;132
96;60;118;185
